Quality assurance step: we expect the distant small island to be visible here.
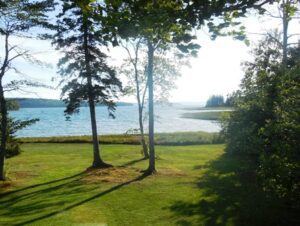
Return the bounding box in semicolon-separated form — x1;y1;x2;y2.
8;98;133;109
181;95;234;120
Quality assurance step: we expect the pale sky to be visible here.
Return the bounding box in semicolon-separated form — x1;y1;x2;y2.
2;4;299;104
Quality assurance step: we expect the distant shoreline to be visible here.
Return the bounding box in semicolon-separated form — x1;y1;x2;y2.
8;98;133;109
181;107;233;120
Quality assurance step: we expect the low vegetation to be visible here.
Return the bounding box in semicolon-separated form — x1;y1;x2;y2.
0;143;298;226
182;106;233;111
181;111;230;121
18;131;224;146
7;100;20;111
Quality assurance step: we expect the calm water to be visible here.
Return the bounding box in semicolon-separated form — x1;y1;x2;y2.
10;104;221;137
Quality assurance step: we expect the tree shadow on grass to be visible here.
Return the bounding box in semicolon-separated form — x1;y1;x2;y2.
0;167;148;226
169;153;298;226
0;172;84;197
120;157;146;167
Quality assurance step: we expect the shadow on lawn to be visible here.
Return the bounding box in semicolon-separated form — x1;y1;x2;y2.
169;153;298;226
0;160;148;226
121;157;146;167
0;172;84;197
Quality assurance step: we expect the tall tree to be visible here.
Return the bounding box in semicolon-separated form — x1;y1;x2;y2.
120;40;185;159
120;39;149;158
0;0;54;180
106;0;200;174
53;0;121;168
106;0;270;174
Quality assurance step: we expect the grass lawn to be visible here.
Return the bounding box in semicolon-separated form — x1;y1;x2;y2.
0;143;296;226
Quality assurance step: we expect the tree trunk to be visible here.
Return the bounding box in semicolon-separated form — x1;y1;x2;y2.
145;41;156;174
0;33;9;180
83;18;110;168
0;83;7;180
282;0;289;67
138;104;149;159
87;98;111;168
134;58;149;159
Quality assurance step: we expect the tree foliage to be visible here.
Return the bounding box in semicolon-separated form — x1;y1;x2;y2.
222;35;300;207
104;0;271;174
205;95;225;107
55;0;121;117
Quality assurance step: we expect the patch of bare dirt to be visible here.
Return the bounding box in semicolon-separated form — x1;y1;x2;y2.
13;171;36;178
82;166;140;183
81;166;186;184
0;180;13;189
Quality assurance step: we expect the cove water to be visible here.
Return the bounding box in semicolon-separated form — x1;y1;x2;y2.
9;104;221;137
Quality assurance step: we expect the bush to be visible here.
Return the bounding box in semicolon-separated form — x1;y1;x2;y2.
5;138;22;158
1;117;39;158
222;35;300;208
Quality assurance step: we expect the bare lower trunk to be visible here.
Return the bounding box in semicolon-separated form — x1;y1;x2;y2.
138;105;149;158
282;0;289;67
132;41;149;159
0;84;7;180
0;33;9;180
145;41;156;174
88;98;109;168
0;154;4;180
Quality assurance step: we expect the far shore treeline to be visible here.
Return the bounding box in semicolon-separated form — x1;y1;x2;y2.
7;98;133;109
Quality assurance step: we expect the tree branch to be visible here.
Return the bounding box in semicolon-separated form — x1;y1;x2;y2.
0;32;10;78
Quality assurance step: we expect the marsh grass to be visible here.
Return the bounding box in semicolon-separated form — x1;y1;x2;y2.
182;111;230;121
18;131;225;145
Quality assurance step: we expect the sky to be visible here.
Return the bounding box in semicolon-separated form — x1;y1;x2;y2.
1;3;299;104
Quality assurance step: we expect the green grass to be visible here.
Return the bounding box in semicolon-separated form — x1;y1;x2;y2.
0;143;296;226
18;131;224;145
182;111;230;120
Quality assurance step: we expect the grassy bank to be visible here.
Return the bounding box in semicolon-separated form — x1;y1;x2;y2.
0;143;296;226
18;131;224;145
182;106;233;111
182;111;230;121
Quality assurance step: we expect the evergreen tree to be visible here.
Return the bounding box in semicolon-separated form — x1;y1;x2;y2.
205;95;225;107
53;0;121;168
